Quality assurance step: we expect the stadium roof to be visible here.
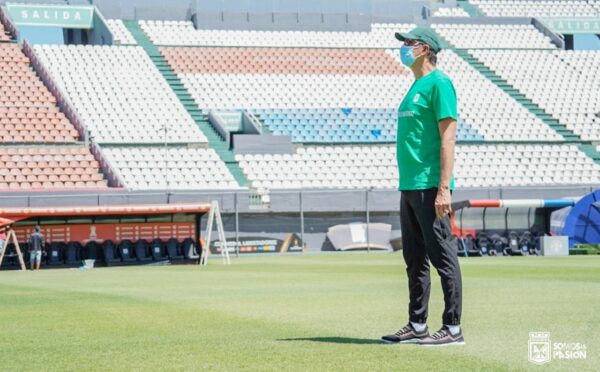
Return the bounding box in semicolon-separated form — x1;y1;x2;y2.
0;203;211;227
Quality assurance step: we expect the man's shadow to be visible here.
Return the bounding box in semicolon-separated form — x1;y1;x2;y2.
278;337;381;345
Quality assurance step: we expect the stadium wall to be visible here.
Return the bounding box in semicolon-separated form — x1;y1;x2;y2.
0;186;596;211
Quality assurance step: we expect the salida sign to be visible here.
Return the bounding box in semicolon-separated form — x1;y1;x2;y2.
6;3;94;29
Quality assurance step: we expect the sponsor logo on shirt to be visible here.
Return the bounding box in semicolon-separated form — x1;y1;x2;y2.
398;111;414;117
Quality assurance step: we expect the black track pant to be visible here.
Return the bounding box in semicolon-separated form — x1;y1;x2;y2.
400;188;462;326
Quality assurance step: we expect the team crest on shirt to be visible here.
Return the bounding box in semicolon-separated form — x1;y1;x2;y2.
413;93;421;103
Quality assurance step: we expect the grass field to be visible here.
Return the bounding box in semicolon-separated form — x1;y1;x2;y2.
1;254;598;371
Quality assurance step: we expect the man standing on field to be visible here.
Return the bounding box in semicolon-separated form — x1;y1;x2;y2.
28;225;45;271
381;27;464;346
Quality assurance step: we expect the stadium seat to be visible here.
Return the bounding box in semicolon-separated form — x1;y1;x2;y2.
33;44;208;144
432;7;470;17
150;238;168;261
83;241;102;260
0;147;109;189
102;240;120;265
134;239;152;262
65;242;82;265
101;147;240;190
519;231;535;255
0;44;79;144
507;231;523;256
490;234;507;256
470;0;599;18
142;21;415;48
47;242;65;265
475;232;492;256
118;240;136;262
473;49;600;141
432;24;556;49
237;143;600;192
181;237;200;261
166;238;184;260
106;19;137;45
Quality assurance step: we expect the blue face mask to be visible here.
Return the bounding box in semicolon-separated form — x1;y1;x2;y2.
400;45;417;67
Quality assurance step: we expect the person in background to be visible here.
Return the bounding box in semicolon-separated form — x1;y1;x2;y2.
28;225;45;271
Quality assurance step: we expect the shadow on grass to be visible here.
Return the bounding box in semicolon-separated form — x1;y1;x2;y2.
278;337;382;345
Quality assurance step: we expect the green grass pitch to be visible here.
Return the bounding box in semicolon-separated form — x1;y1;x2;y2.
1;254;598;371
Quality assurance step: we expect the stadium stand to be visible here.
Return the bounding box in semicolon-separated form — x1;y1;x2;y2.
106;19;137;45
163;43;560;142
32;44;207;144
1;44;79;143
432;24;556;49
101;147;241;190
472;49;600;141
163;46;415;143
433;7;471;17
0;41;109;190
0;147;107;189
391;49;562;141
236;144;600;192
469;0;600;17
141;21;415;48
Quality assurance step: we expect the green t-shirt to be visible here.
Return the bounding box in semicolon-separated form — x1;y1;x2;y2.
396;69;457;191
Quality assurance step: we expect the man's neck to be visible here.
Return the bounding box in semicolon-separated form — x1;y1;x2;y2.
411;59;436;79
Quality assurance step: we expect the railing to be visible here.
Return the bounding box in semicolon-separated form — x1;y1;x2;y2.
245;110;264;134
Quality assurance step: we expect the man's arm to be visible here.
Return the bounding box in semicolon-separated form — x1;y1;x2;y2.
435;117;457;219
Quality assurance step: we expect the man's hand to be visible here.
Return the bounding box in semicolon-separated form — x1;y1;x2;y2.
435;186;452;219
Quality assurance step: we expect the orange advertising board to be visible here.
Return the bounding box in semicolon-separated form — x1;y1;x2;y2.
13;222;196;244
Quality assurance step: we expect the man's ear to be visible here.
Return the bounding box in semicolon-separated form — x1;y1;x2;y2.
417;44;429;60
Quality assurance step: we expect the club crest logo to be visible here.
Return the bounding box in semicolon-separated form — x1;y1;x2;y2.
529;332;551;365
413;93;421;103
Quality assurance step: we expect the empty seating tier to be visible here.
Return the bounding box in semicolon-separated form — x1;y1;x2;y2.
433;7;471;17
33;45;207;144
472;49;600;141
469;0;600;17
162;47;409;75
432;24;556;49
237;144;600;192
255;108;483;143
431;50;562;141
142;21;415;48
181;73;413;110
102;147;241;190
0;147;108;189
170;45;560;142
1;44;79;143
106;19;137;45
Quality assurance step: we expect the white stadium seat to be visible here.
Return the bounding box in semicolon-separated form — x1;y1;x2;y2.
470;0;599;17
432;23;556;49
472;49;600;141
102;147;241;190
33;45;207;144
238;144;600;190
